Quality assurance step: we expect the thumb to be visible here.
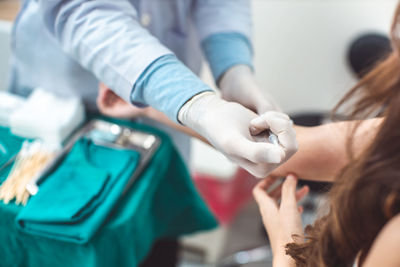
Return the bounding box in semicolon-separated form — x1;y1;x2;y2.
250;111;290;135
250;111;298;156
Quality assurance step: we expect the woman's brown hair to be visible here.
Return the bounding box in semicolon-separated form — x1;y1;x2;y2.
286;3;400;266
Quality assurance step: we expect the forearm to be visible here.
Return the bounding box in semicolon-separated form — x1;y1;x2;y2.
38;0;171;102
272;243;296;267
144;108;210;145
271;124;344;182
39;1;211;122
272;118;382;182
273;256;296;267
98;82;210;144
131;55;212;122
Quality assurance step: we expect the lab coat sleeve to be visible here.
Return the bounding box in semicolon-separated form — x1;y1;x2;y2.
201;33;253;84
37;0;210;121
131;55;213;122
193;0;252;42
193;0;254;83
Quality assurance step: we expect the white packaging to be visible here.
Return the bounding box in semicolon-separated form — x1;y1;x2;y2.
0;92;26;127
10;89;85;145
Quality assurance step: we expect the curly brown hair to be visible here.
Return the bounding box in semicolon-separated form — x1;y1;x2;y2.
285;3;400;266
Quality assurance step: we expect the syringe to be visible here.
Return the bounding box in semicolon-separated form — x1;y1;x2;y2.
268;131;279;146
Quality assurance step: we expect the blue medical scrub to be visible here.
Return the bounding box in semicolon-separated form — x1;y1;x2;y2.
9;0;254;160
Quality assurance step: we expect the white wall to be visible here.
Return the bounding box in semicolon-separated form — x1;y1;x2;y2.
250;0;398;114
202;0;398;114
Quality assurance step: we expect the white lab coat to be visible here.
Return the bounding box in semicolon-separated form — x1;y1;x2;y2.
9;0;252;161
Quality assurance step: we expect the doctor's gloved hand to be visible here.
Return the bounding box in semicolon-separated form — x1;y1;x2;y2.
219;65;280;114
250;111;298;163
178;92;297;178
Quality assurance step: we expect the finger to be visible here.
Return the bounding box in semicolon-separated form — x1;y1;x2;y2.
253;176;280;201
295;185;309;202
230;149;284;178
253;184;280;218
253;184;277;207
253;179;269;202
234;157;276;178
259;176;281;190
253;177;282;205
230;156;268;178
234;139;285;165
250;111;290;134
226;140;284;177
269;183;283;200
281;174;298;207
254;111;290;122
250;112;298;155
298;206;304;214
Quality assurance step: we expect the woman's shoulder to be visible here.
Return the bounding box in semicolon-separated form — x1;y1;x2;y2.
362;214;400;267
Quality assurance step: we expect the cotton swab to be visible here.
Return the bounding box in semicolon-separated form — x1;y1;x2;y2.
0;140;56;206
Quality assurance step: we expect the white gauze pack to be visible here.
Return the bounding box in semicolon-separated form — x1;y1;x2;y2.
0;92;26;127
10;89;85;145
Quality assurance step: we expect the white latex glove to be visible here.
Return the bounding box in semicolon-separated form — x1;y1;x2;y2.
178;92;297;178
219;65;280;114
250;111;298;162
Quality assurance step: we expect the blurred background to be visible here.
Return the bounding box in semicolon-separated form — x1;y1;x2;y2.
0;0;397;266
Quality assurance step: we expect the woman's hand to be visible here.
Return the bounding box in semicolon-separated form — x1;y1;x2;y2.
97;82;149;119
253;174;309;266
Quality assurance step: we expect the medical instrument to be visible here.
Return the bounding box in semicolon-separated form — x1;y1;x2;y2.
268;131;279;146
25;124;90;196
252;129;279;146
0;141;57;205
26;119;160;196
85;120;160;195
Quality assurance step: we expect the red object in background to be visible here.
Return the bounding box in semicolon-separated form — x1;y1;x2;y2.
193;168;258;225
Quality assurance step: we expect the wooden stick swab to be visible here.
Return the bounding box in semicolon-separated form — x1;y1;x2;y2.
0;141;55;206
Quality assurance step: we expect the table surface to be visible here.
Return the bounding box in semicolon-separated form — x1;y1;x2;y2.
0;118;217;267
0;0;20;22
